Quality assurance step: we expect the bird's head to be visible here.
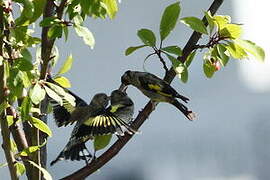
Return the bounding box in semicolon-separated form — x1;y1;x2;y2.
120;70;133;91
90;93;110;108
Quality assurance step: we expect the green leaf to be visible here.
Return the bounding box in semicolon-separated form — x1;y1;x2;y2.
0;162;8;168
18;71;32;88
15;162;25;177
166;54;180;68
102;0;118;19
178;66;188;83
63;26;69;42
53;76;71;88
10;139;18;153
180;16;208;34
161;46;182;56
125;45;147;56
30;117;52;137
225;42;247;59
94;134;112;151
167;54;188;83
213;15;231;30
48;25;63;39
21;96;32;121
137;29;156;47
30;83;46;105
203;61;216;78
234;39;265;62
18;140;46;156
185;50;196;67
219;24;242;39
0;102;9;115
31;0;46;23
50;46;59;67
57;55;73;75
21;48;32;62
74;25;95;49
160;2;181;41
216;44;229;66
204;11;214;34
7;115;14;127
44;85;63;106
14;0;34;26
28;160;52;180
80;0;91;15
39;17;60;27
15;58;33;71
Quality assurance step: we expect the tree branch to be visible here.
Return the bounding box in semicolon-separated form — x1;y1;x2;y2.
61;0;224;179
0;5;18;180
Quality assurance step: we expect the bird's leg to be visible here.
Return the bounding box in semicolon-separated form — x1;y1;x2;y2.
81;150;89;165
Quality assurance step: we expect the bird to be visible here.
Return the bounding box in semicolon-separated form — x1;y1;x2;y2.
50;93;110;166
120;70;196;120
107;90;135;135
50;90;136;166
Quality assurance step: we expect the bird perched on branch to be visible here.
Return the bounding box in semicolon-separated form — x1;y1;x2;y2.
120;70;196;120
50;90;136;166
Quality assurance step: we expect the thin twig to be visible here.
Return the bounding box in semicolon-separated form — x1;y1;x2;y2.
61;0;224;179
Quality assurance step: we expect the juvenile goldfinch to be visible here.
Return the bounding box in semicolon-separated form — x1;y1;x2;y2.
50;93;110;166
109;90;135;135
120;70;196;120
50;91;136;166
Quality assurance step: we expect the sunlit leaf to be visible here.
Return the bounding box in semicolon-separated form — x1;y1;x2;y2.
47;25;63;39
125;45;147;56
57;55;73;75
28;160;52;180
53;76;71;88
74;25;95;49
15;162;25;177
204;11;214;34
213;15;231;30
180;16;208;34
30;117;52;137
185;50;196;67
225;42;247;59
216;44;229;66
160;2;181;41
18;140;47;156
219;24;242;39
102;0;118;19
137;29;156;47
234;39;265;62
7;115;14;127
30;83;46;105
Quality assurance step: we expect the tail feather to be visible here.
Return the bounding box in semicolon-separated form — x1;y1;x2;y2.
50;142;91;166
172;99;196;121
175;94;190;103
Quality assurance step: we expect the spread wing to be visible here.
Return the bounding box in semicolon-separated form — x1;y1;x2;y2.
51;90;88;127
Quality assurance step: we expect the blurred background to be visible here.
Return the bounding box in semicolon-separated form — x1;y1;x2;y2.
1;0;270;179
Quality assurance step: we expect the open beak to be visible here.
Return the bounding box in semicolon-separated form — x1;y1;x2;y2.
119;83;128;92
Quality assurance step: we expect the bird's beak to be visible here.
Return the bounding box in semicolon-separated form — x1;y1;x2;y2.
119;83;128;92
